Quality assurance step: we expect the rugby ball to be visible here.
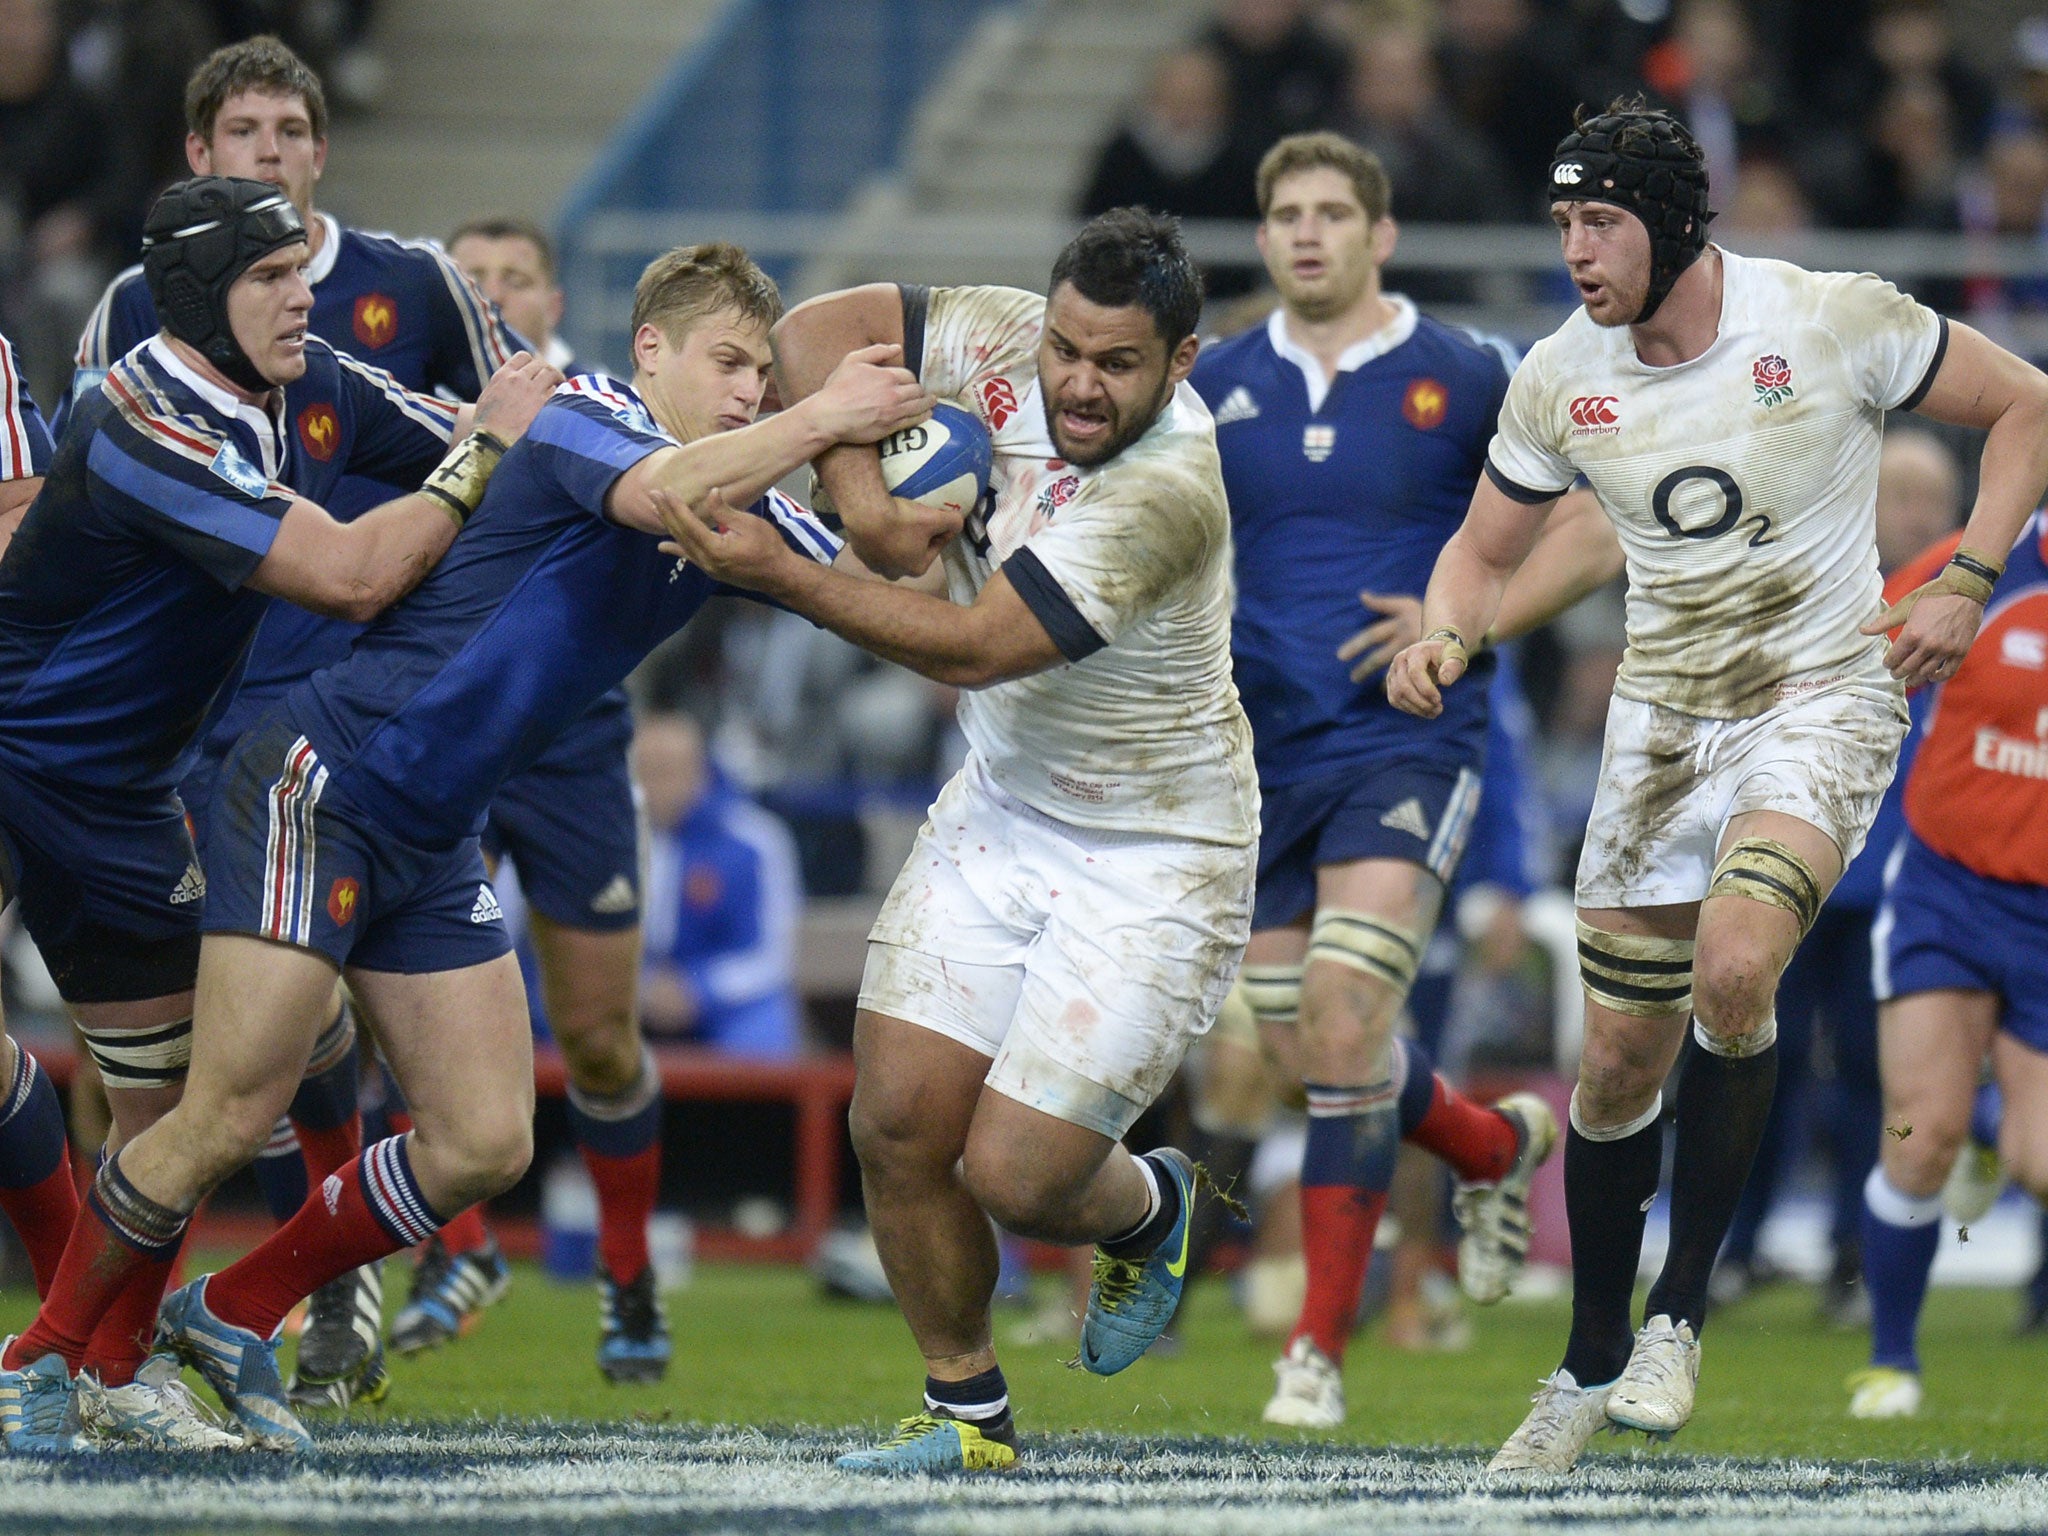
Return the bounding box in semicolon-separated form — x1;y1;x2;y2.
877;401;992;518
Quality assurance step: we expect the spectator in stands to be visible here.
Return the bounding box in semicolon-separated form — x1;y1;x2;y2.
1204;0;1349;146
1435;0;1584;212
2005;19;2048;136
635;712;806;1058
449;216;569;369
1331;20;1507;227
1719;153;1813;240
1647;0;1790;219
1874;76;1963;231
1865;0;1994;156
1954;129;2048;315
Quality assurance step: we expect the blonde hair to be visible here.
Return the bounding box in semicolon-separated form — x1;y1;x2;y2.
629;243;782;343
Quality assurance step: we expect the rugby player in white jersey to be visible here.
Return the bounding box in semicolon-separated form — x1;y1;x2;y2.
659;209;1255;1472
1388;100;2048;1473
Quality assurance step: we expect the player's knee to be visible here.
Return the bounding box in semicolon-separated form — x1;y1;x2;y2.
1691;941;1780;1039
960;1142;1071;1238
461;1116;533;1199
555;1007;640;1096
1574;1022;1668;1127
848;1084;940;1177
1999;1122;2048;1202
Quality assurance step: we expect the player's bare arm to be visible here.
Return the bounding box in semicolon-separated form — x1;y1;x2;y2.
771;284;965;577
1863;321;2048;687
0;476;40;556
656;486;1062;687
1386;477;1560;717
249;350;559;620
605;343;931;536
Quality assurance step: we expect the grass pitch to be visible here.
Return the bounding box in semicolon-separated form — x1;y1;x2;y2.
0;1260;2042;1533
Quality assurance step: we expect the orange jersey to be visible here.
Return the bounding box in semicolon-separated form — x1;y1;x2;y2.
1897;517;2048;884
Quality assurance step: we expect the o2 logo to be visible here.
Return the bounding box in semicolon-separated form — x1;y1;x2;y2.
1651;465;1775;546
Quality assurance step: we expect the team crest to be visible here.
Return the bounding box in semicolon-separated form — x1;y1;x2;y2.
326;877;359;926
353;293;399;350
1402;377;1448;430
297;403;340;461
208;443;267;498
1752;354;1794;407
1302;424;1336;463
1036;474;1081;517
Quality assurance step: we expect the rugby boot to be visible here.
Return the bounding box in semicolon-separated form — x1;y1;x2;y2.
1847;1366;1923;1419
0;1347;91;1454
77;1353;242;1449
1078;1149;1199;1376
597;1265;671;1384
1488;1369;1614;1475
1604;1314;1700;1438
288;1263;389;1409
835;1410;1018;1472
156;1276;313;1453
390;1236;510;1355
1261;1336;1344;1428
1452;1092;1558;1305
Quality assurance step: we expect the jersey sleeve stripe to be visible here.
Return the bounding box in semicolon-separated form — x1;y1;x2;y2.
1484;457;1569;506
86;432;286;554
1003;545;1107;662
103;366;229;469
334;350;461;439
430;247;514;377
760;488;842;564
0;335;28;479
1896;314;1950;414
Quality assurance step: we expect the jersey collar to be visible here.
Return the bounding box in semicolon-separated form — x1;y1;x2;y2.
146;334;287;481
305;212;344;286
1267;295;1418;413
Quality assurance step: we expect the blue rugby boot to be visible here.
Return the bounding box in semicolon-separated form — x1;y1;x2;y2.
156;1277;313;1453
1078;1148;1201;1376
0;1346;91;1454
597;1265;671;1384
835;1411;1018;1472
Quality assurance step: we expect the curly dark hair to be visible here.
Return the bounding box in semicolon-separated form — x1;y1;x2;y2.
1049;208;1204;347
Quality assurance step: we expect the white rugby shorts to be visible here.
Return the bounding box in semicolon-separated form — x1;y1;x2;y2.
1576;680;1909;911
860;757;1254;1140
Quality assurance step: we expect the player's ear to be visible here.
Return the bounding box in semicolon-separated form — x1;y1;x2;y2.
312;136;328;181
1167;332;1200;385
631;322;667;375
1370;215;1399;267
186;131;211;174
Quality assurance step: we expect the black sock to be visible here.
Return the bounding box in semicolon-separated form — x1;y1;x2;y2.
925;1365;1013;1441
1559;1111;1665;1387
1183;1129;1254;1281
1102;1151;1184;1261
1646;1032;1780;1334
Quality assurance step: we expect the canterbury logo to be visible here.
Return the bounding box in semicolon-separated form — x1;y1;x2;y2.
1554;162;1585;185
1569;396;1619;428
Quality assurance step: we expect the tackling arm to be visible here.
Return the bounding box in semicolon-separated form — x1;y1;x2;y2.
771;285;963;577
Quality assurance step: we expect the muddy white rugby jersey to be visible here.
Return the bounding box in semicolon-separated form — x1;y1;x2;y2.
902;284;1257;846
1486;248;1945;719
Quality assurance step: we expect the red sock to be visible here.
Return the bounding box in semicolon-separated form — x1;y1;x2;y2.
294;1111;363;1185
80;1229;190;1386
438;1203;490;1257
1291;1182;1388;1364
0;1152;78;1299
1407;1079;1519;1184
4;1160;186;1373
583;1143;660;1283
206;1136;440;1340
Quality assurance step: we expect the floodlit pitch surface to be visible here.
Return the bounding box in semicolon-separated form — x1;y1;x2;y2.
0;1263;2041;1533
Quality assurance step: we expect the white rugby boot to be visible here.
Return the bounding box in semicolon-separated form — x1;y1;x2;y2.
1847;1366;1923;1419
1943;1143;2007;1226
1488;1369;1613;1475
1604;1314;1700;1437
1453;1092;1559;1305
1261;1336;1345;1428
77;1354;244;1449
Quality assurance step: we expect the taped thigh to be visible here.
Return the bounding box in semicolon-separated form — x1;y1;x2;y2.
1237;963;1303;1030
1708;836;1824;935
1576;919;1695;1018
77;1016;192;1091
1306;908;1423;995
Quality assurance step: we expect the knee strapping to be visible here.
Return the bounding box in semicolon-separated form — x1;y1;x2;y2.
1708;837;1824;935
1576;920;1695;1018
1569;1086;1664;1142
1237;964;1303;1029
1306;909;1423;994
1694;1012;1778;1058
77;1016;192;1091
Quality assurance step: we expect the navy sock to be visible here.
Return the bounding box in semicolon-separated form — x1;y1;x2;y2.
1394;1038;1436;1139
925;1364;1011;1430
1862;1167;1941;1372
253;1117;310;1223
1101;1151;1185;1260
0;1045;69;1189
290;1043;360;1133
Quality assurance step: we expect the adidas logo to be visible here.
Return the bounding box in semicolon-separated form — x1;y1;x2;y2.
470;884;504;924
589;874;637;915
1379;798;1433;841
1213;386;1260;426
169;862;206;905
322;1174;343;1214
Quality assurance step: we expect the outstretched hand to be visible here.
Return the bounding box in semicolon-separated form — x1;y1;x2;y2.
651;485;792;593
472;351;564;444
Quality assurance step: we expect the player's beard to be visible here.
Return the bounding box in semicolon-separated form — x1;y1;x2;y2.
1044;372;1174;467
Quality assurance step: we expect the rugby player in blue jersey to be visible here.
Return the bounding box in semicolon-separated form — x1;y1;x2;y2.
0;331;52;554
0;174;557;1451
1189;134;1616;1428
2;242;929;1453
63;37;570;1392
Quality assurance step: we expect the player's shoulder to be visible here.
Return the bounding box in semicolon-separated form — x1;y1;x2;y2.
928;285;1045;341
1092;387;1226;515
1509;309;1614;393
1192;321;1273;381
1734;250;1922;335
339;224;453;276
551;373;669;437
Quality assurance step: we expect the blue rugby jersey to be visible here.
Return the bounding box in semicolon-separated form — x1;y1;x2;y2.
68;214;535;784
281;374;839;848
0;335;455;794
1;331;54;483
1191;301;1509;787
